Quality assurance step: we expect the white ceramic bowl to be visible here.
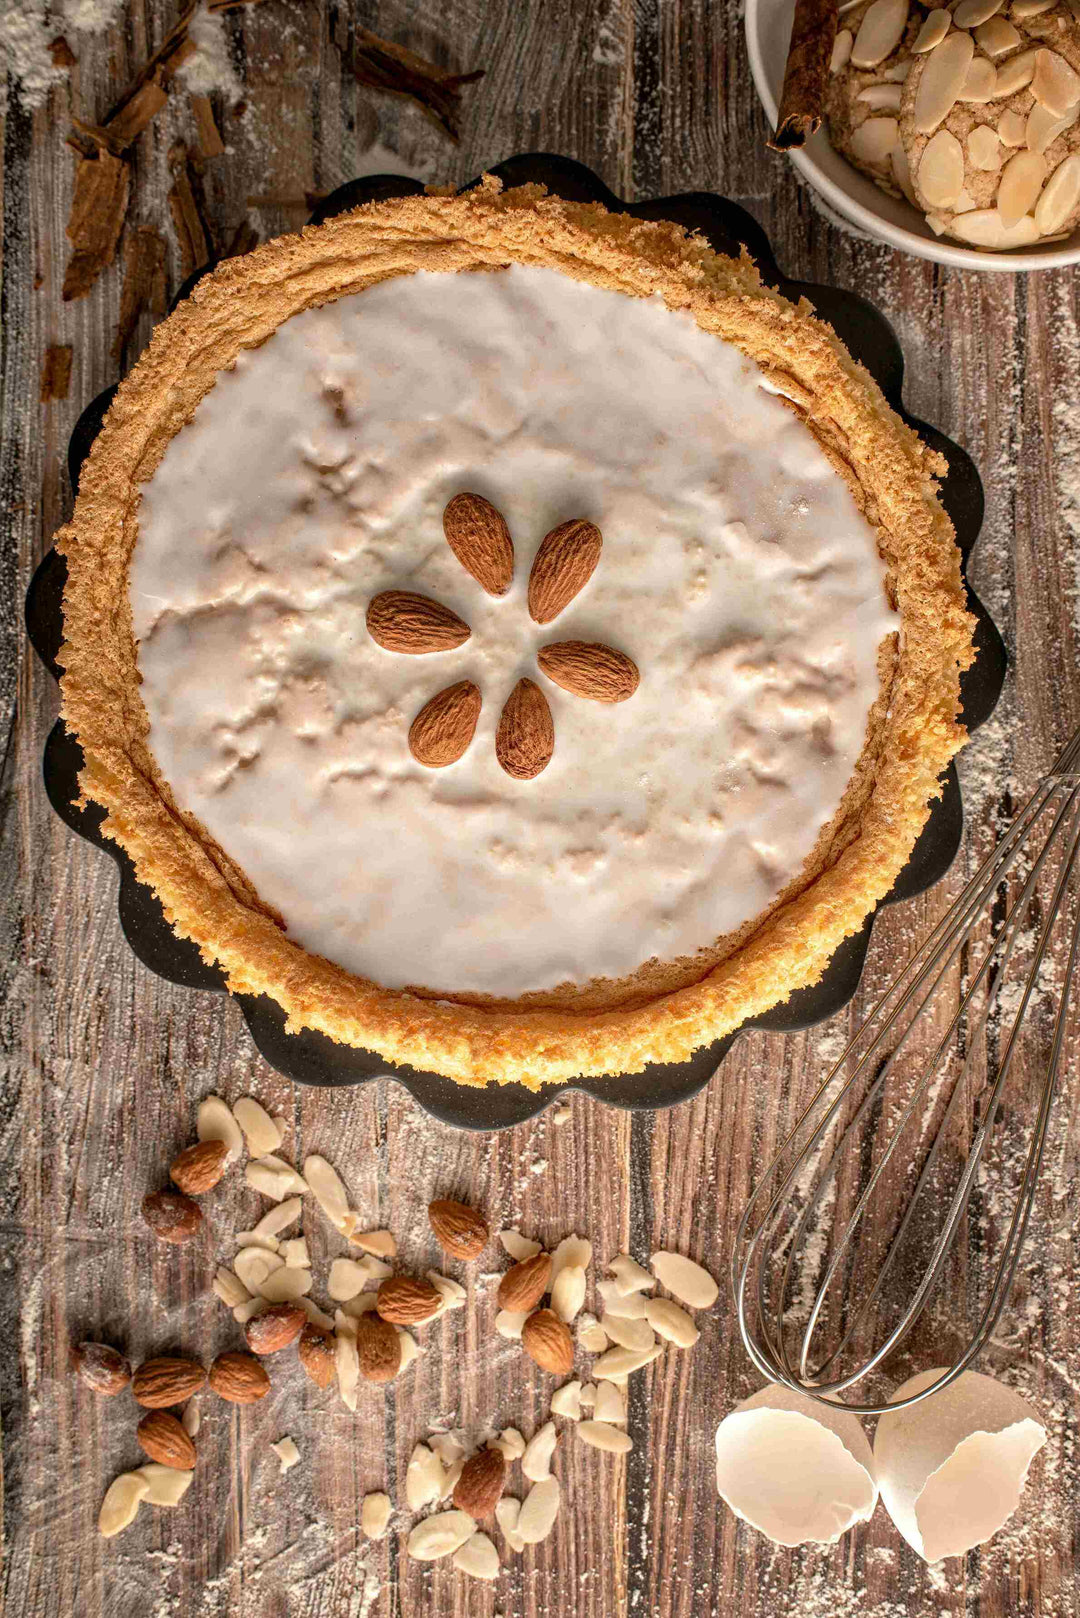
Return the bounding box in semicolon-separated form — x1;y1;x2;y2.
745;0;1080;271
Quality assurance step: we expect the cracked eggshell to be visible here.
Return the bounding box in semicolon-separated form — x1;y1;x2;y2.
714;1385;878;1547
873;1368;1046;1563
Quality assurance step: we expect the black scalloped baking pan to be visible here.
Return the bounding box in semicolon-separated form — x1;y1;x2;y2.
26;152;1006;1130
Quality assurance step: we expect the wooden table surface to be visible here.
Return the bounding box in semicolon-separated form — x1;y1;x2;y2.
2;2;1078;1615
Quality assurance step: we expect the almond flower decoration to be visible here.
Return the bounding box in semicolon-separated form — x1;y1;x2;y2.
365;493;640;779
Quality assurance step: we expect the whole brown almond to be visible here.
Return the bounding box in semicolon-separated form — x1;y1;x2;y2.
537;641;640;704
297;1323;336;1389
208;1351;270;1404
409;681;482;768
376;1275;443;1326
355;1313;402;1383
136;1409;197;1470
142;1190;203;1244
428;1198;488;1261
495;678;554;781
453;1446;506;1518
132;1356;207;1408
497;1250;552;1312
169;1138;230;1196
70;1341;131;1397
443;492;515;596
367;590;470;654
521;1308;574;1376
244;1302;306;1356
527;519;602;624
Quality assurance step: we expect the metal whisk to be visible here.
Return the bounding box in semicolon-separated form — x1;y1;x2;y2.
733;725;1080;1416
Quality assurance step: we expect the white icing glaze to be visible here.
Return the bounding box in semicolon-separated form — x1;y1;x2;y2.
132;265;898;997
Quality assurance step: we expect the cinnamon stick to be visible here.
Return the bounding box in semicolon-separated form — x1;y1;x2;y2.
113;229;168;359
190;93;225;158
168;142;212;280
62;149;131;301
341;27;484;142
768;0;840;152
40;346;73;402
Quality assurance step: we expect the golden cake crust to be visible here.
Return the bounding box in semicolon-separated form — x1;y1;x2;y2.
57;180;975;1089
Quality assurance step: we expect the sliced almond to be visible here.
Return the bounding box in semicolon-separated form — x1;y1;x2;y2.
212;1266;251;1308
282;1237;309;1268
271;1436;301;1474
409;681;482;768
453;1531;500;1581
443;492;515;596
953;0;1003;19
850;0;908;69
948;206;1041;244
395;1326;421;1372
499;1230;542;1262
521;1420;559;1482
608;1255;655;1295
1026;101;1079;155
328;1258;369;1300
245;1155;307;1201
994;47;1038;98
550;1234;592;1282
968;123;1003;170
407;1510;478;1562
919;127;966;204
550;1380;583;1420
650;1251;719;1309
856;82;903;111
892;143;919;203
998;147;1048;226
495;1496;526;1553
830;29;854;73
495;1309;528;1340
644;1297;701;1348
577;1421;634;1455
496;1428;526;1461
426;1270;468;1314
245;1197;303;1241
1011;0;1055;13
550;1265;587;1325
913;9;950;50
233;1296;270;1325
298;1297;336;1331
406;1443;449;1511
594;1380;627;1424
495;678;554;780
136;1463;195;1506
850;116;900;165
333;1316;359;1410
915;29;975;132
600;1313;657;1352
1031;49;1080;116
597;1283;647;1320
196;1095;244;1162
591;1342;664;1379
578;1316;609;1352
974;15;1020;54
1035;151;1080;233
234;1246;285;1294
352;1229;397;1259
256;1266;313;1303
361;1492;392;1539
303;1155;352;1231
959;55;998;102
517;1476;561;1545
99;1472;150;1537
366;590;470;654
232;1096;283;1157
998;107;1028;147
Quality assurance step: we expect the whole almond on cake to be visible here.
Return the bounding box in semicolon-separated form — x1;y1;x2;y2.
142;1190;203;1243
168;1138;229;1195
537;641;639;703
408;682;482;768
428;1198;489;1260
376;1276;442;1325
443;492;515;596
366;590;470;654
453;1446;506;1517
132;1357;207;1408
521;1309;575;1375
297;1323;336;1388
245;1302;307;1355
208;1351;270;1403
527;519;602;623
497;1251;552;1312
355;1313;402;1383
71;1341;131;1396
136;1410;197;1470
495;678;554;780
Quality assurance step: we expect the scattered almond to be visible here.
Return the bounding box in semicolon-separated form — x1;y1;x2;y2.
296;1323;335;1388
443;492;515;596
376;1276;442;1325
196;1095;244;1162
232;1096;284;1157
428;1198;489;1260
409;681;482;768
594;1380;627;1424
207;1351;270;1404
496;1309;528;1339
550;1380;583;1420
591;1342;663;1380
453;1446;506;1517
98;1472;150;1537
521;1309;574;1376
136;1410;196;1470
213;1267;251;1308
453;1531;501;1580
142;1190;203;1244
644;1296;700;1347
497;1251;552;1312
522;1420;559;1481
495;1495;525;1552
245;1155;308;1200
550;1265;587;1324
406;1510;478;1562
427;1270;467;1315
135;1463;194;1506
649;1251;718;1309
234;1246;284;1294
577;1420;634;1454
71;1341;131;1396
132;1357;207;1408
367;590;471;654
245;1301;306;1355
271;1436;301;1473
517;1475;561;1544
597;1279;647;1318
527;518;602;623
361;1491;392;1539
495;677;555;780
600;1313;656;1352
499;1230;542;1262
537;640;639;703
495;1427;526;1461
608;1255;655;1295
406;1443;445;1510
334;1318;360;1409
355;1312;402;1383
351;1229;397;1259
303;1155;352;1231
168;1138;229;1195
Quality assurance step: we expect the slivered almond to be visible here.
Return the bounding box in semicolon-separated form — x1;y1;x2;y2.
498;1251;552;1311
994;48;1038;99
912;9;949;51
953;0;1002;21
366;590;471;654
409;682;481;767
914;30;975;133
850;117;899;165
850;0;908;69
998;148;1047;228
537;641;639;703
1031;49;1080;117
1035;152;1080;233
974;16;1019;55
443;492;515;596
495;678;554;780
919;129;965;207
527;519;602;624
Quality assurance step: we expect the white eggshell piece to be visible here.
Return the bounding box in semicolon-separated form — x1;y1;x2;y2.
714;1385;878;1547
873;1368;1046;1563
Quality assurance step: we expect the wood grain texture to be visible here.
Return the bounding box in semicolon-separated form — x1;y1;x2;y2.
1;2;1078;1615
